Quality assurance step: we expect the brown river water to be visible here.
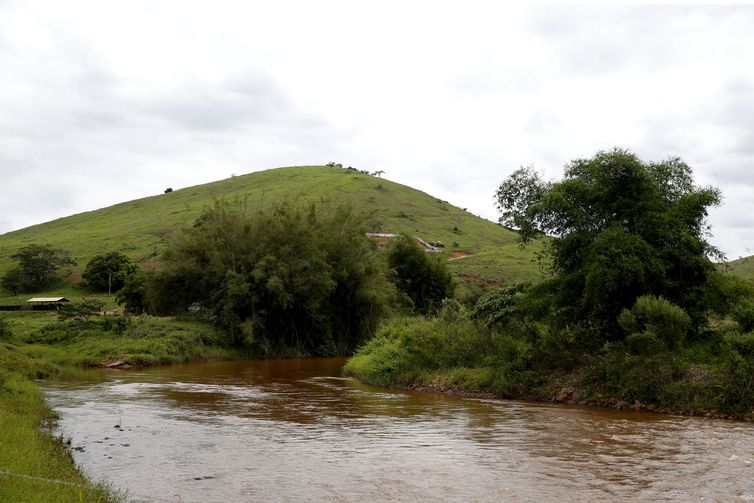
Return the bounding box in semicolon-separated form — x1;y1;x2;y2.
43;358;754;502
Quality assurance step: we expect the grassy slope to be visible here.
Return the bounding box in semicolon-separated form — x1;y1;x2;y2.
0;166;545;303
727;255;754;284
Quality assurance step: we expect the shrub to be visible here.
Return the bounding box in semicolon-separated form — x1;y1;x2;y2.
387;234;454;314
58;300;105;322
731;299;754;333
145;200;388;355
471;282;529;330
618;295;691;350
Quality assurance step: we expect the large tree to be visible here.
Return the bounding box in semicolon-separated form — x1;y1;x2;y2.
1;244;76;293
83;252;136;293
140;200;389;355
387;234;455;313
495;148;722;333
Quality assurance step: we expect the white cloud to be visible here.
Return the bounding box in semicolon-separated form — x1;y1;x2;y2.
0;1;753;258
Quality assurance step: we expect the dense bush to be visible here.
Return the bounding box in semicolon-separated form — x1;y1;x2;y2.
618;295;691;351
115;272;149;314
82;252;136;292
345;314;487;385
471;282;530;330
58;300;105;322
387;234;454;313
140;200;389;356
344;303;532;394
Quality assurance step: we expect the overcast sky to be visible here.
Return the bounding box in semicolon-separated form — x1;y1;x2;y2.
1;1;753;259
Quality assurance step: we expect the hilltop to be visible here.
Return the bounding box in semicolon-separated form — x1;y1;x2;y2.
0;166;545;299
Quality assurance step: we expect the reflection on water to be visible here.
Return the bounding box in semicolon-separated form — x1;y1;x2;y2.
44;358;754;502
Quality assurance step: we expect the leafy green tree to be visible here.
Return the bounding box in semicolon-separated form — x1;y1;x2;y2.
145;200;388;355
495;148;722;335
1;244;75;293
0;268;24;295
115;271;149;314
387;234;455;313
83;252;137;293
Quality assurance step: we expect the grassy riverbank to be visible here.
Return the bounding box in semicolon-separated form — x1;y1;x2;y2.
344;309;754;420
0;344;119;502
0;311;249;502
1;312;247;367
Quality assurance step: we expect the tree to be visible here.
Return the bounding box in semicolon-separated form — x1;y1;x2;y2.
83;252;137;293
495;148;722;335
144;200;388;355
1;244;75;293
115;271;149;314
387;234;455;313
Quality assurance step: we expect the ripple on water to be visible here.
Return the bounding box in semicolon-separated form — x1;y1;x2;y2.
43;358;754;503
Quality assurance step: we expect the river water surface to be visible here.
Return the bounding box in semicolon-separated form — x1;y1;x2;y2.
43;358;754;502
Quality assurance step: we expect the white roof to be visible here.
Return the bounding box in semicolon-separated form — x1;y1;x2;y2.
27;297;70;303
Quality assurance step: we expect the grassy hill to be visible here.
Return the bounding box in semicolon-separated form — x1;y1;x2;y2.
0;166;546;302
727;255;754;284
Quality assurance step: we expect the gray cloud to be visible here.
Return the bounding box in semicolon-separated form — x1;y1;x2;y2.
140;77;291;132
1;2;753;260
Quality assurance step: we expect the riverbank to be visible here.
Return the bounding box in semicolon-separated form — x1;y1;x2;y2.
0;311;251;502
0;343;120;502
343;314;754;421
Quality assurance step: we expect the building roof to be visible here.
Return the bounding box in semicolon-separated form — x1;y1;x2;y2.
27;297;71;303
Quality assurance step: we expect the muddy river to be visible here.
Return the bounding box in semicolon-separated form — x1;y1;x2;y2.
43;358;754;502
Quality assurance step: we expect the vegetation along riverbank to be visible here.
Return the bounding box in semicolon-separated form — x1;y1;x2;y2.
1;153;754;500
346;149;754;420
0;310;249;502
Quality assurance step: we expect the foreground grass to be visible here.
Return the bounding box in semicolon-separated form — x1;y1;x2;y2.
344;313;754;420
0;311;250;502
0;344;120;502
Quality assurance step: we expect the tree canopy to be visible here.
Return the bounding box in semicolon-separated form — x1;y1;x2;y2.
0;244;75;294
83;252;137;293
387;234;455;313
133;200;389;356
495;148;723;333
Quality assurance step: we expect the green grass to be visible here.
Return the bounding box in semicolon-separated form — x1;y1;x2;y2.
0;166;546;305
727;255;754;284
1;311;247;368
0;343;120;502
